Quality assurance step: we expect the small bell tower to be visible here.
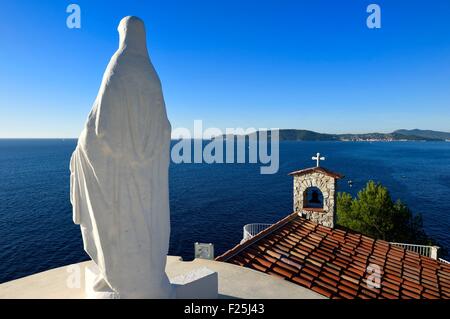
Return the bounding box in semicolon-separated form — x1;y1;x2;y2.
289;154;343;228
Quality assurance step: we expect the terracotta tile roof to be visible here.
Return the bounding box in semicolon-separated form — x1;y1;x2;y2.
216;213;450;299
289;166;344;179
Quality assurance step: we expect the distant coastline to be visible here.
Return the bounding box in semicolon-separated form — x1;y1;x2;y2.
221;129;450;142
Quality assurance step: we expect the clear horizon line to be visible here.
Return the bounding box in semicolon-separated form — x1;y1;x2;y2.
1;127;449;139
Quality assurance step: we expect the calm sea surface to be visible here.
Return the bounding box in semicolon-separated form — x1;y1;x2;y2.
0;139;449;283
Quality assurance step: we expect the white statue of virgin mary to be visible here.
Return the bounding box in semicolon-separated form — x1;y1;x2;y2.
70;16;173;298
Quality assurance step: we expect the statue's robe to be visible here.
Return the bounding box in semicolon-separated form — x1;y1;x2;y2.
70;16;172;298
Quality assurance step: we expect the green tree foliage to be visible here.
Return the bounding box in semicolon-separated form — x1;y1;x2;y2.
337;181;432;244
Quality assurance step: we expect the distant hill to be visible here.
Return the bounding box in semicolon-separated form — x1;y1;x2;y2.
222;129;338;141
221;129;448;141
276;129;339;141
394;129;450;141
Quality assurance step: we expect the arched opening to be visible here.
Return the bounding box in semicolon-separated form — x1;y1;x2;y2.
303;187;324;210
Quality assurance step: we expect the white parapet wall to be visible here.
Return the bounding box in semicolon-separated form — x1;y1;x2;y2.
0;256;325;299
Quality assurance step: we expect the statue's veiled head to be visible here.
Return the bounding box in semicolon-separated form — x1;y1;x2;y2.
118;16;148;55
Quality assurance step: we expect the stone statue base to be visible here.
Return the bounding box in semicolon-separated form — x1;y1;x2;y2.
171;267;218;299
84;263;218;299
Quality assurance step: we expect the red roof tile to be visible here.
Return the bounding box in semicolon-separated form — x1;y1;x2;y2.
216;212;450;299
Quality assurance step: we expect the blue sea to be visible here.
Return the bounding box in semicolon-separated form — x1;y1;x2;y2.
0;139;449;284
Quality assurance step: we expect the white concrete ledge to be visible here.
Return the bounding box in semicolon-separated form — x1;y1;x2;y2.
0;256;325;299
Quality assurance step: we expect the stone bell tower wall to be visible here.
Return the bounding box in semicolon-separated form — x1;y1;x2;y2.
293;172;336;228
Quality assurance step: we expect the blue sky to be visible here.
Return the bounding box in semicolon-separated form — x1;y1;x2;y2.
0;0;449;138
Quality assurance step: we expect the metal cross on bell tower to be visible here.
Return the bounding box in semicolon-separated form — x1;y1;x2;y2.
312;153;325;167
